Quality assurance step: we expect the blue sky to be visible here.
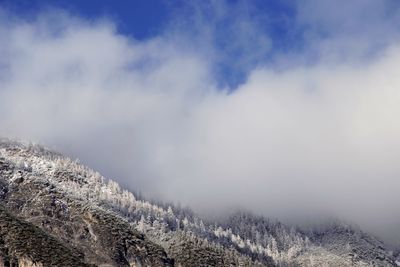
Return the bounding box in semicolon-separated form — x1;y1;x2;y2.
3;0;400;88
1;0;172;39
0;0;298;87
1;0;294;38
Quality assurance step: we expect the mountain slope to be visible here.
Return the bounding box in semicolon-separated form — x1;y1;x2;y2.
0;204;92;267
0;139;397;266
0;140;173;267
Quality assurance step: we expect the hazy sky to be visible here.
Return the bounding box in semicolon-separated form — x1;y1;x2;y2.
1;0;400;243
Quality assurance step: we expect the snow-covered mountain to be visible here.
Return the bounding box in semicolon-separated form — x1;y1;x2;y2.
0;139;398;266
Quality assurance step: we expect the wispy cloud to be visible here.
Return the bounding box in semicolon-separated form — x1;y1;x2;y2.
1;1;400;244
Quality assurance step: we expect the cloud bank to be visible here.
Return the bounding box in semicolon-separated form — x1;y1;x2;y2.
1;1;400;243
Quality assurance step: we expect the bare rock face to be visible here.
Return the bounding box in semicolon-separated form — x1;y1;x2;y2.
0;139;398;267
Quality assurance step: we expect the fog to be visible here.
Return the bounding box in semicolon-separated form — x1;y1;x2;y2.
1;1;400;244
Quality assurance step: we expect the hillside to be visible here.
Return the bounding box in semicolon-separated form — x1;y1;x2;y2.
0;139;398;266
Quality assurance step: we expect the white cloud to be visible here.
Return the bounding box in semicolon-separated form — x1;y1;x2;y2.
293;0;400;63
1;4;400;243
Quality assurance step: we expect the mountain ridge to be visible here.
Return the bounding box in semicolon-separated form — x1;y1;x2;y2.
0;139;398;266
